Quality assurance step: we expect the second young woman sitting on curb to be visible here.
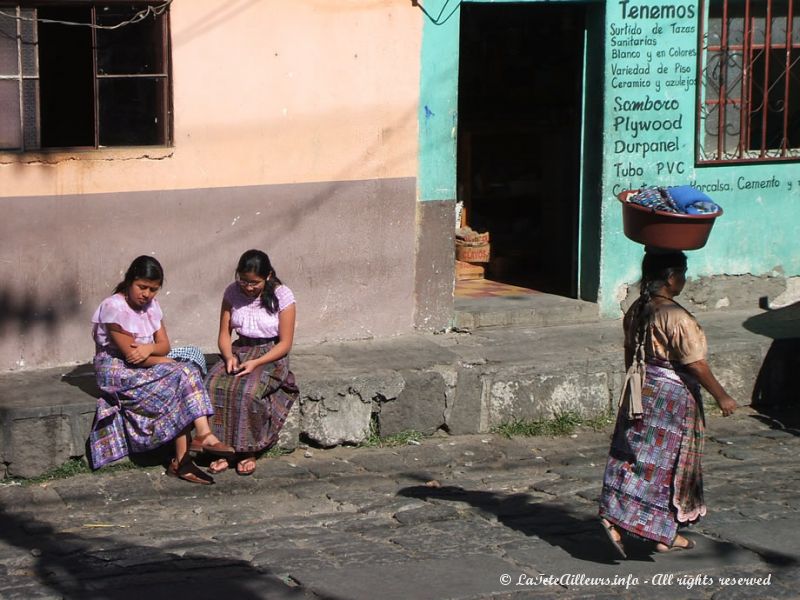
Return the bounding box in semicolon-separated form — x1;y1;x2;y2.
205;249;299;476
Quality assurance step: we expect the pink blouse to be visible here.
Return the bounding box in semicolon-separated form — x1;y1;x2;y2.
224;283;295;339
92;293;163;348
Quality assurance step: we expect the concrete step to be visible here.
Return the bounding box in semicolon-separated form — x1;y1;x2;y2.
0;308;786;479
454;293;601;330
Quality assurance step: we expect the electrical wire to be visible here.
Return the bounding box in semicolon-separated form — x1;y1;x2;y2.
0;1;172;30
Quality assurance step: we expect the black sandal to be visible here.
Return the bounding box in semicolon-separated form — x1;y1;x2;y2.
167;458;214;485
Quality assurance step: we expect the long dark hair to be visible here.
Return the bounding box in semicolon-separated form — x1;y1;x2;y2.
114;255;164;294
236;249;282;314
631;249;687;345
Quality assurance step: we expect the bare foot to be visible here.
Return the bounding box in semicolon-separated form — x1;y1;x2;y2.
208;458;229;474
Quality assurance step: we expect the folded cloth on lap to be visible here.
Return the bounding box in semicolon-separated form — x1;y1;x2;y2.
167;346;208;375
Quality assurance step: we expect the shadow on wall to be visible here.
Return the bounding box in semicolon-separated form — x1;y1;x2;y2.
171;0;262;47
0;505;320;599
2;104;421;359
0;283;81;335
744;301;800;432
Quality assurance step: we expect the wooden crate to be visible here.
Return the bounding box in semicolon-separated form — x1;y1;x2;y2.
455;242;490;263
456;260;484;281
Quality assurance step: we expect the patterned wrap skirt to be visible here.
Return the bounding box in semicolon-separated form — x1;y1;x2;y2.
89;347;214;469
599;360;706;545
204;339;299;453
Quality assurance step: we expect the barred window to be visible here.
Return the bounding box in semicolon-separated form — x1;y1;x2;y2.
699;0;800;162
0;3;171;152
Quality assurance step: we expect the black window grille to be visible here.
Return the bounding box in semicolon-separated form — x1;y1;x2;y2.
0;3;171;151
698;0;800;162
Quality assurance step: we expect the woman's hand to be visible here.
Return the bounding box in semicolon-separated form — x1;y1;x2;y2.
685;360;737;417
234;359;259;377
715;394;737;417
144;356;175;365
225;356;240;374
125;342;154;365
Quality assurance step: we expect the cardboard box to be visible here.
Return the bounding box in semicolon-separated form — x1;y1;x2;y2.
456;241;490;263
456;260;484;281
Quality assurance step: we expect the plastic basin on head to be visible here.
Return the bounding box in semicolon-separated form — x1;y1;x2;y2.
617;190;723;250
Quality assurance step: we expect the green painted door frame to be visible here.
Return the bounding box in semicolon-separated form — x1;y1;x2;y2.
417;0;605;300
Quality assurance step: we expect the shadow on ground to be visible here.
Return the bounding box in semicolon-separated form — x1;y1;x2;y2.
397;482;642;564
396;479;793;568
0;506;324;600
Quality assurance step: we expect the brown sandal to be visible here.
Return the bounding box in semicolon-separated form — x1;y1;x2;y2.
600;518;627;559
655;536;696;553
167;458;214;485
236;456;257;476
189;432;235;458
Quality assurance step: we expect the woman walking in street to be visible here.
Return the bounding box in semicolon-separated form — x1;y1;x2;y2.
599;249;737;557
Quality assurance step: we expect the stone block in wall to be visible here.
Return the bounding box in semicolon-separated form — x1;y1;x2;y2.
301;369;405;406
608;370;625;415
72;410;95;456
301;392;373;447
484;370;610;429
277;401;301;451
299;369;405;447
8;415;73;479
377;370;447;436
445;366;485;435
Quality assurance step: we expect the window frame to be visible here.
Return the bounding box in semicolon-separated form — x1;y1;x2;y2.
0;0;173;153
697;0;800;164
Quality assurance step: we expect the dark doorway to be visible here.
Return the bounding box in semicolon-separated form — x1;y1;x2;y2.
458;3;586;297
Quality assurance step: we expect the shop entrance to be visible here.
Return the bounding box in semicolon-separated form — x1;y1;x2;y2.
457;3;587;298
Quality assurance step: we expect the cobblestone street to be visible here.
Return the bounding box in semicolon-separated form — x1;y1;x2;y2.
1;406;798;599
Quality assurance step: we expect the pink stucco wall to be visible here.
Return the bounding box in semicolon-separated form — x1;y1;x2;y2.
0;1;425;370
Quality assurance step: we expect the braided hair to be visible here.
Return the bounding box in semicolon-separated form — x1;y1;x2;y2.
631;249;688;347
236;249;283;314
114;255;164;294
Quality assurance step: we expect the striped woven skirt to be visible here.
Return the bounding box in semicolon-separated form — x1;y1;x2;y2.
598;361;706;545
89;348;214;469
204;340;298;453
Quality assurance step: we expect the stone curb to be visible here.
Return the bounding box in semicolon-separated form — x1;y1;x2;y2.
0;309;778;478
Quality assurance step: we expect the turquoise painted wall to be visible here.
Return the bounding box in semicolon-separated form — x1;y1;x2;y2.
419;0;800;314
418;1;460;202
599;0;800;316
